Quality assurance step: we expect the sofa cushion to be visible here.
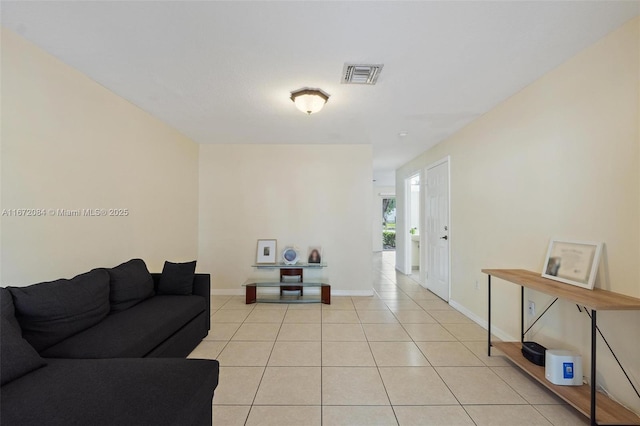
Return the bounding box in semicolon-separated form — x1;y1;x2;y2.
108;259;155;312
2;287;47;385
0;358;219;426
158;260;197;295
0;315;47;386
0;288;21;330
8;269;111;352
41;295;206;358
0;288;47;384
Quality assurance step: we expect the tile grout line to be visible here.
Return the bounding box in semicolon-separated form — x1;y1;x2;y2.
230;298;255;426
211;297;254;358
379;257;408;425
247;304;289;420
360;307;400;426
382;256;473;425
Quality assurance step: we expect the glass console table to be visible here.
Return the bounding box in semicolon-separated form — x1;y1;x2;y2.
246;263;329;304
251;262;327;269
243;280;330;304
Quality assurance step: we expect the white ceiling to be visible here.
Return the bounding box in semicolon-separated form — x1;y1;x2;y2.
2;1;639;186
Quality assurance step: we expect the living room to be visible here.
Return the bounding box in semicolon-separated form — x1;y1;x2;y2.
2;2;639;425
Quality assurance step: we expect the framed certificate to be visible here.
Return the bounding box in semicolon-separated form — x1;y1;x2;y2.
542;239;602;290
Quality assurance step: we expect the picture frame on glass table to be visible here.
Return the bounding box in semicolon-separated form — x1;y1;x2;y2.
307;247;322;264
256;239;277;264
541;238;603;290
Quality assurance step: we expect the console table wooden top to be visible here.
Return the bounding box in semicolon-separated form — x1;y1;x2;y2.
482;269;640;310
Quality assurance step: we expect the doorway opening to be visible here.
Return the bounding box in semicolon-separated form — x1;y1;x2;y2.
407;174;422;282
382;197;396;251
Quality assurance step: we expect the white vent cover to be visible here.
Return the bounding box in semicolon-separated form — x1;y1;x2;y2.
342;63;383;85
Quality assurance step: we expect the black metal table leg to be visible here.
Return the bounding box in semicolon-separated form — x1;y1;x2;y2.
488;275;492;356
591;309;597;426
521;286;525;342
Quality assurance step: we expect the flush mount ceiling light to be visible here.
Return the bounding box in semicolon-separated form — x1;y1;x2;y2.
290;88;330;115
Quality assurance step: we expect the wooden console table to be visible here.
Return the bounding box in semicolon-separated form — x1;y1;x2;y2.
483;269;640;426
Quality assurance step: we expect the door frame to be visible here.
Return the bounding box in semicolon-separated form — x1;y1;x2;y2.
402;172;421;276
424;156;451;301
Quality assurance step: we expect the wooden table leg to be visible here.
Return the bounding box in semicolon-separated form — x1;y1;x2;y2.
321;285;331;304
246;286;256;304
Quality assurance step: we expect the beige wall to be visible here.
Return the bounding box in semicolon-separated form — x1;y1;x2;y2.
199;144;373;295
1;29;200;285
397;17;640;413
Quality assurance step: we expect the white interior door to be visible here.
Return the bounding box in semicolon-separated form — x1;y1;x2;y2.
425;160;450;301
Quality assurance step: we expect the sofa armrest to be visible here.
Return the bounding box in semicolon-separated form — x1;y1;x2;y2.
151;273;211;331
191;274;210;299
192;274;211;331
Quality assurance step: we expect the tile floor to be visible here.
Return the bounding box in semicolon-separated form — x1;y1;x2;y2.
189;252;588;425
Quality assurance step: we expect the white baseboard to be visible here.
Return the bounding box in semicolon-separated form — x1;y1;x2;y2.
211;289;243;296
395;266;410;275
449;299;517;342
332;290;375;297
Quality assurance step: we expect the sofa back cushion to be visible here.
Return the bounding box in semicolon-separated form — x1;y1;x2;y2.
2;287;46;385
1;314;47;385
1;287;21;330
107;259;155;312
8;269;110;352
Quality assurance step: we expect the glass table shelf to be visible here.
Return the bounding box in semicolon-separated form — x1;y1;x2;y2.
243;279;330;304
252;263;327;269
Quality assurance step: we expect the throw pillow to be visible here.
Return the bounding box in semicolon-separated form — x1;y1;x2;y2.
1;315;47;385
7;268;111;352
107;259;155;312
157;261;197;295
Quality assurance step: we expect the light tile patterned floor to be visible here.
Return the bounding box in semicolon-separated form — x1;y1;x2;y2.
190;251;589;425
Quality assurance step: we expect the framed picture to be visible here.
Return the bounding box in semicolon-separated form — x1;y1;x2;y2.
307;247;322;264
541;239;603;290
282;247;299;265
256;239;277;264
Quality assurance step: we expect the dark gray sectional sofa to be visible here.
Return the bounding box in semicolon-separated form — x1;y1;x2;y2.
0;259;220;426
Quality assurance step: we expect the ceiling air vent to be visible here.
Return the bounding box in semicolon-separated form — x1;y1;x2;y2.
342;63;383;85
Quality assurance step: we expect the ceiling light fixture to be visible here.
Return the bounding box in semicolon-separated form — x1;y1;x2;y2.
290;88;330;115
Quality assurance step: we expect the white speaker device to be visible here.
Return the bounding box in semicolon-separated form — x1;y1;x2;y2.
545;350;583;386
